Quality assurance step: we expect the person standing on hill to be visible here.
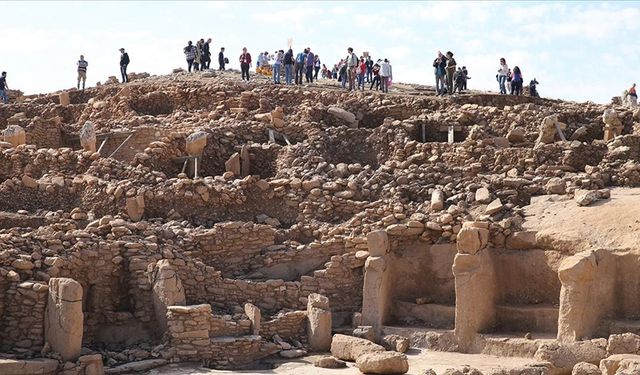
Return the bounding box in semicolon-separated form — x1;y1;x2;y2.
433;51;447;96
305;48;315;83
218;47;226;71
629;83;638;106
77;55;88;90
194;40;203;71
445;51;456;95
284;48;294;85
184;41;196;72
370;62;380;91
365;55;373;83
273;50;283;84
511;66;523;96
295;48;306;85
345;47;358;91
314;55;321;80
380;59;392;93
119;48;129;83
0;72;9;104
202;38;212;69
239;47;252;81
497;58;509;94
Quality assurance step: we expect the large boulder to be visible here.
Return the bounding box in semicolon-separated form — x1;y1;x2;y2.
2;125;26;147
607;333;640;355
381;334;409;353
572;362;600;375
330;334;385;361
534;339;607;374
600;354;640;375
356;351;409;374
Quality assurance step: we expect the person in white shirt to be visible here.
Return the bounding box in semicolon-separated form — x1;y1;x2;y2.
380;59;393;93
497;57;509;94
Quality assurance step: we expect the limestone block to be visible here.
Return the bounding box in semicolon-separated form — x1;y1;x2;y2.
45;278;83;361
150;260;186;332
452;251;496;352
307;293;332;352
506;127;526;143
125;195;145;222
557;252;597;342
534;340;607;375
244;303;261;335
484;198;503;215
240;145;250;177
352;326;375;342
506;231;538;250
381;334;410;353
225;152;241;176
607;333;640;356
456;226;489;254
327;106;356;124
185;131;208;156
574;189;599;207
79;121;97;153
0;359;59;375
536;114;564;145
314;356;346;368
430;189;444;211
356;351;409;374
330;334;385;361
475;187;491;204
78;354;104;375
572;362;600;375
22;175;38;189
59;91;70;106
3;125;26;147
367;230;389;257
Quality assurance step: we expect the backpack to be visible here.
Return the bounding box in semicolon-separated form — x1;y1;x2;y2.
296;53;305;64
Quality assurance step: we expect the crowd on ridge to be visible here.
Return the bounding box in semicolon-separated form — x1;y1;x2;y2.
1;39;638;105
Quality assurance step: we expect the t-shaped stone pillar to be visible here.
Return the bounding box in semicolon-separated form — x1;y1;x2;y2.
45;278;83;361
307;293;332;352
148;260;186;332
452;222;495;353
79;121;97;153
362;230;392;339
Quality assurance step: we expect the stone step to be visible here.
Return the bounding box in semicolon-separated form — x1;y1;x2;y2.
480;333;556;358
495;304;559;333
392;301;455;329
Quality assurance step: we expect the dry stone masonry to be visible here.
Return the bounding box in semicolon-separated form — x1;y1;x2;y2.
1;70;640;374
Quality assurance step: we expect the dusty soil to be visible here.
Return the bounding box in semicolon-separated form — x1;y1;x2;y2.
148;349;536;375
522;187;640;253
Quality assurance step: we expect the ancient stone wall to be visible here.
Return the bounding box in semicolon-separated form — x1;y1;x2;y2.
261;310;307;341
0;281;48;352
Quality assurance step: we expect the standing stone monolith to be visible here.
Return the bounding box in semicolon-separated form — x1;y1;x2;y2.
185;130;208;156
79;121;97;153
307;293;332;352
149;260;186;332
59;91;71;106
45;277;83;361
2;125;26;147
244;303;261;335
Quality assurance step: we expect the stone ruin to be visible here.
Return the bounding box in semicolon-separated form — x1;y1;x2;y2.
0;70;640;374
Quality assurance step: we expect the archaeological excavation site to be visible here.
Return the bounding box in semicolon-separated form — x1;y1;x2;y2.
2;70;640;375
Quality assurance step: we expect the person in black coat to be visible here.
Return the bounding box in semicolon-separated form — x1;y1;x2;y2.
119;48;130;83
202;38;212;69
218;47;226;71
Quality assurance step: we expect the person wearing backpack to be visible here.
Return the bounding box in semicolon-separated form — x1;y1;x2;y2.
511;66;523;96
295;49;306;85
119;48;130;83
218;47;226;71
184;41;196;72
284;48;294;85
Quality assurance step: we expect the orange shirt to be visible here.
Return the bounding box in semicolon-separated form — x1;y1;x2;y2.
629;86;637;96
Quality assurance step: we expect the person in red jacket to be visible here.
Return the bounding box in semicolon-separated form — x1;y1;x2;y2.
239;47;252;81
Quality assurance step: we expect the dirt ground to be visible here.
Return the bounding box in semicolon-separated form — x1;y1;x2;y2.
522;187;640;252
147;349;537;375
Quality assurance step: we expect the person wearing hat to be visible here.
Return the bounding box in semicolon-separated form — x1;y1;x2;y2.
119;48;130;83
445;51;456;95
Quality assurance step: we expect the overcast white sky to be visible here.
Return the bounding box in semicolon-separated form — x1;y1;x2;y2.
2;1;639;103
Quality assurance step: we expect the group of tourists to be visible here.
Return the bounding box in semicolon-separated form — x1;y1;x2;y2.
496;57;539;97
183;39;228;73
433;51;470;96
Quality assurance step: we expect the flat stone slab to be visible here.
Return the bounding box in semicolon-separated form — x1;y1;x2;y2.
105;359;168;374
0;358;58;375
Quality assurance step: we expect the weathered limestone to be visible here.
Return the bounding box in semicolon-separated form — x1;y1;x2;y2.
314;356;347;368
328;106;357;128
59;91;70;106
45;278;83;361
557;252;597;343
125;194;145;222
602;109;623;142
453;222;495;352
330;334;385;361
244;303;261;335
2;125;26;147
362;231;392;336
534;339;607;374
185;130;208;156
356;351;409;374
535;114;566;145
475;187;491;204
271;106;285;128
79;121;97;152
600;354;640;375
225;152;241;176
381;334;410;353
240;144;250;177
307;293;332;352
0;358;59;375
431;189;445;211
79;354;105;375
149;260;186;332
572;362;600;375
